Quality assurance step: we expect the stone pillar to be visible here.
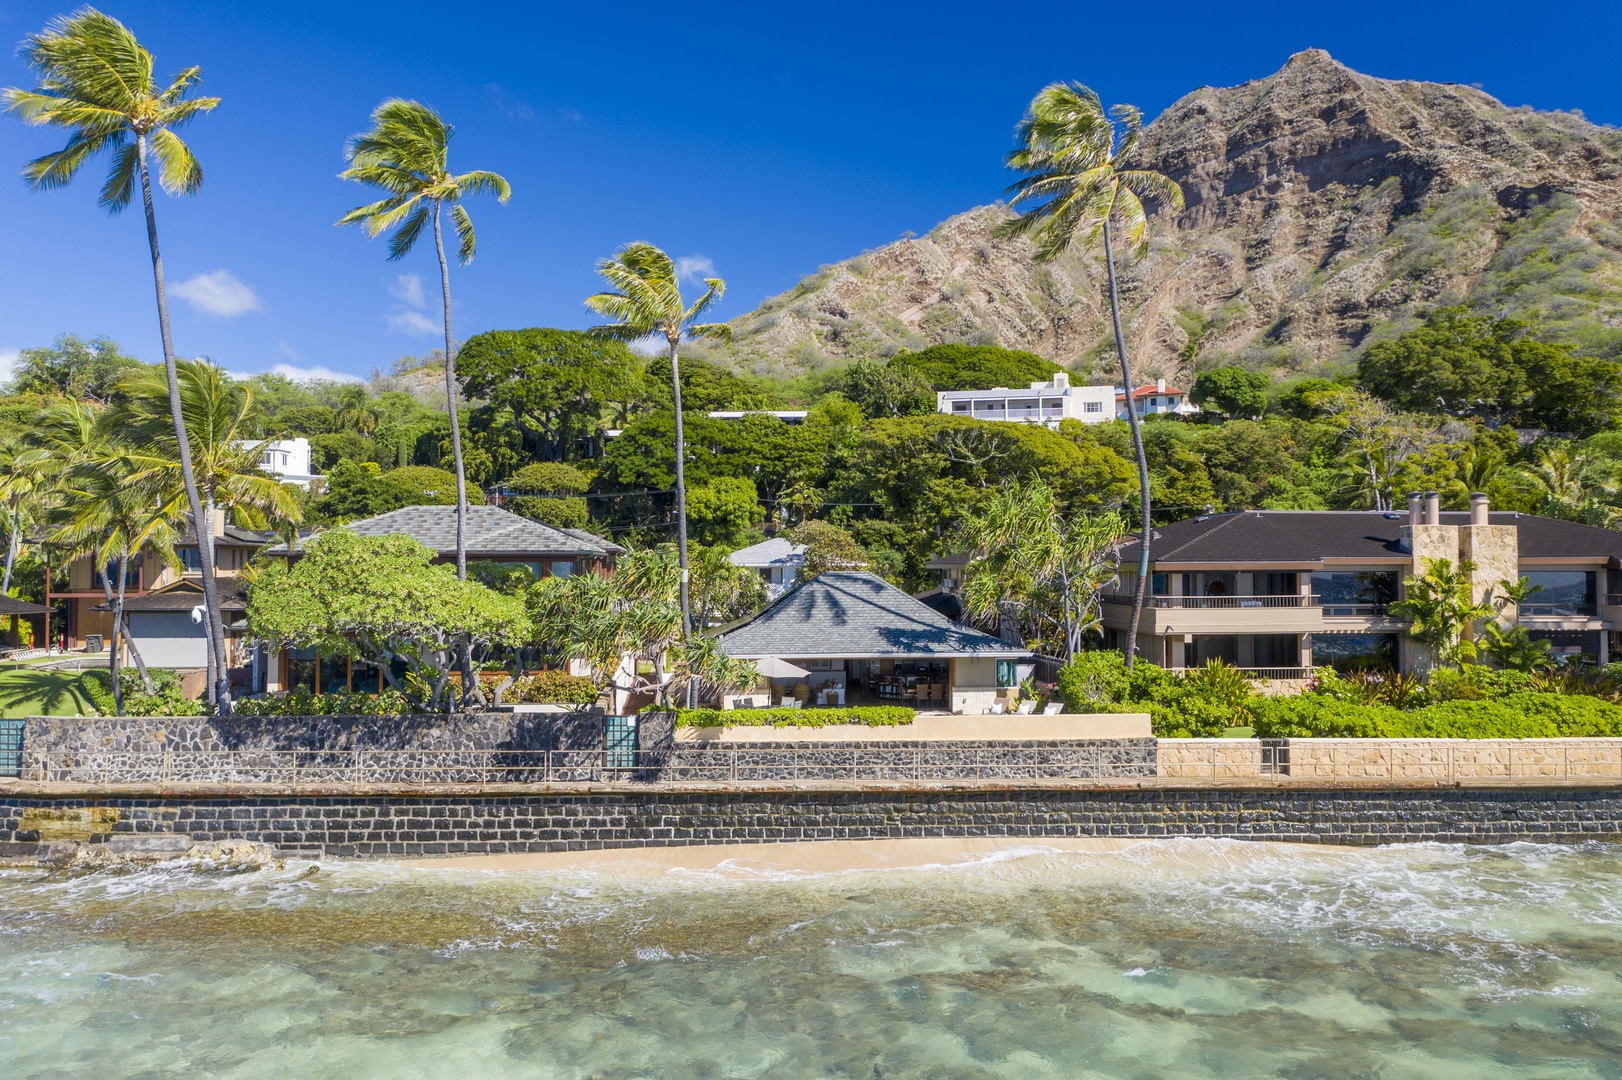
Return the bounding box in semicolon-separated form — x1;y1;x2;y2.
1300;632;1313;672
1460;506;1518;628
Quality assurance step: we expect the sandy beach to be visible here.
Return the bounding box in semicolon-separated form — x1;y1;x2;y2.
397;835;1152;874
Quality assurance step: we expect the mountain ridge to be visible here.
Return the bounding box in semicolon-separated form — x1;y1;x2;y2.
715;50;1622;385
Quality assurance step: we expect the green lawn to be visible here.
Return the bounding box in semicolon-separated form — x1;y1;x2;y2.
0;667;98;717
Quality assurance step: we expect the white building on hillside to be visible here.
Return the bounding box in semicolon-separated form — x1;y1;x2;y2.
242;437;320;488
1117;379;1199;419
727;536;807;599
935;373;1116;427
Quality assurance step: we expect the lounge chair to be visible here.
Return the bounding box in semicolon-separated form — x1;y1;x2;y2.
1042;702;1063;715
1015;700;1037;715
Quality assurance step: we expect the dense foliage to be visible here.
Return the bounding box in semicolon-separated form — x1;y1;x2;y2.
79;668;204;717
668;705;916;728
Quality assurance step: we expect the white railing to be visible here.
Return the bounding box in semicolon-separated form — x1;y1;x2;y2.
1167;667;1315;681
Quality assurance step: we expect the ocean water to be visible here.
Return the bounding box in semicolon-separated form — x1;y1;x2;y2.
3;840;1622;1078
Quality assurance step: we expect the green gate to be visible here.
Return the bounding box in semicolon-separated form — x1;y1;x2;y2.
604;714;637;770
0;718;23;778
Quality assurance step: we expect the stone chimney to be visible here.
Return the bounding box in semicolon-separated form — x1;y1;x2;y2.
1470;491;1490;526
1424;491;1440;526
1399;491;1520;671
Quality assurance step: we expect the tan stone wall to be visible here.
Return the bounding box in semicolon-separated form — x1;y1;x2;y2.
1157;738;1622;780
678;713;1153;743
1157;739;1265;778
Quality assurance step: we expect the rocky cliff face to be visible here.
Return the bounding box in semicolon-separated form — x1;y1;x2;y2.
721;50;1622;382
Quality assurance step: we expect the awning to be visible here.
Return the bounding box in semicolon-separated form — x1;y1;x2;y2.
754;656;811;680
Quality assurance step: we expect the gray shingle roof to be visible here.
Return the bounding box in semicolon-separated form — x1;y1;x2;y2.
1123;510;1622;565
716;571;1027;659
268;505;623;559
95;579;247;613
727;537;806;568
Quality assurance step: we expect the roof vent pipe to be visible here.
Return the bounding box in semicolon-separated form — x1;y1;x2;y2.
1407;492;1423;529
1424;491;1441;526
1470;492;1490;526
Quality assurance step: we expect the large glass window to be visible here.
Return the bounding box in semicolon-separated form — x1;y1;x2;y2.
1253;572;1297;597
176;547;204;572
1312;571;1398;615
286;648;318;692
995;659;1018;687
1310;633;1397;673
320;655;349;695
1253;634;1300;667
1520;571;1596;615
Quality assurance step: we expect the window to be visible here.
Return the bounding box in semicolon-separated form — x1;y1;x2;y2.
286;647;318;692
1520;571;1596;615
549;560;575;578
1253;572;1297;597
1253;634;1300;667
995;659;1018;687
1310;633;1396;673
952;401;970;412
177;547;204;572
1312;571;1397;614
1083;401;1103;413
1151;573;1169;596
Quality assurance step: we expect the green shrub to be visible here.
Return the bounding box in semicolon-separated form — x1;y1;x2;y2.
509;495;589;530
511;670;599;704
1056;650;1130;711
79;668;206;717
233;687;414;716
1252;692;1622;739
1055;653;1252;737
669;705;915;728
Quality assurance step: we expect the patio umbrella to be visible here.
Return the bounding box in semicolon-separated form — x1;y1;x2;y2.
753;656;811;680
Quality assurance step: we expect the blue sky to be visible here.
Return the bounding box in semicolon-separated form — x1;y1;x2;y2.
3;0;1620;384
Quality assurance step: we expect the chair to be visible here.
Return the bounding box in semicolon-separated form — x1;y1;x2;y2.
1042;702;1063;715
1015;700;1037;715
903;681;919;704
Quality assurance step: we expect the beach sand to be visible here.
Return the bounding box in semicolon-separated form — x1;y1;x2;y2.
397;836;1151;874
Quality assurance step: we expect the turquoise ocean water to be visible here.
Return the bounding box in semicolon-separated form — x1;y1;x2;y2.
3;839;1622;1077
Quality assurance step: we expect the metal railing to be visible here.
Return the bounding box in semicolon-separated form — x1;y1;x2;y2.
1100;594;1395;615
19;745;1154;786
1159;739;1622;782
1520;604;1599;617
1166;667;1315;681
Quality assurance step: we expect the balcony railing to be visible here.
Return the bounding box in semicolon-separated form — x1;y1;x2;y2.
1100;594;1393;616
1520;604;1598;617
1169;666;1315;681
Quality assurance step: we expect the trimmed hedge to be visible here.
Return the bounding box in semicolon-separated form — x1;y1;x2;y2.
1252;692;1622;739
510;670;599;704
234;687;413;716
670;705;916;728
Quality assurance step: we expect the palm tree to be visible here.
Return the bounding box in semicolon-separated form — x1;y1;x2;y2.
5;8;222;693
998;83;1183;668
585;243;731;645
0;438;53;597
337;99;510;583
106;360;300;708
52;443;178;713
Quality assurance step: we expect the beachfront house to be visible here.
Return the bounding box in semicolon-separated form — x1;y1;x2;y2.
1103;494;1622;681
715;570;1031;713
257;504;622;695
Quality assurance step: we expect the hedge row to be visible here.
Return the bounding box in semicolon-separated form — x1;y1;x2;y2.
1251;692;1622;739
669;706;917;728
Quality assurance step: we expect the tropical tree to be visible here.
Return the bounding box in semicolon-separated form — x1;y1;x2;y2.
51;442;179;711
5;8;221;698
0;439;54;596
998;82;1184;668
1388;558;1496;671
585;243;732;645
337;98;511;581
106;360;301;707
246;530;529;713
958;478;1126;661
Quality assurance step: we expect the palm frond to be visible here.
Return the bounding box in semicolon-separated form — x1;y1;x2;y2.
147;127;202;196
450;202;476;264
386;203;431;261
96;138;138;210
455;169;511;202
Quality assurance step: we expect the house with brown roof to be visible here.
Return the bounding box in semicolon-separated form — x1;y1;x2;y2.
1103;494;1622;679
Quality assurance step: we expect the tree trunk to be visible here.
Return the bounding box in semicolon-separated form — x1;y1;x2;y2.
431;206;478;710
124;612;153;695
668;337;696;708
2;508;19;595
108;555;125;715
137;134;230;714
1104;218;1151;671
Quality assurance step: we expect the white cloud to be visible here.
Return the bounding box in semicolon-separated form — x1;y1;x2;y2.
386;309;439;336
675;255;716;285
226;362;363;385
278;341;302;361
0;348;18;389
172;269;263;317
389;272;426;309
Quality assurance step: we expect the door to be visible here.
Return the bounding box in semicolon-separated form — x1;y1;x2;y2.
604;714;638;770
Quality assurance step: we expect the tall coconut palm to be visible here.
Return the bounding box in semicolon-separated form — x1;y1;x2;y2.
585;243;731;647
107;360;300;706
5;8;223;698
998;83;1184;669
0;438;53;597
338;99;510;583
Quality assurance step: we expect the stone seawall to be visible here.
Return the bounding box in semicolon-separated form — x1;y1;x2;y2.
5;785;1622;856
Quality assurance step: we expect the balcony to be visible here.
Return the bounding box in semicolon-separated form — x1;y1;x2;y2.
1520;603;1599;618
1170;666;1315;681
1103;593;1313;610
1099;593;1399;635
